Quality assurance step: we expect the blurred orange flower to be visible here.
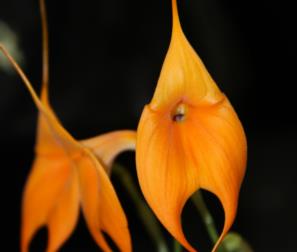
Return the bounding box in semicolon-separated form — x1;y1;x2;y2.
0;0;135;251
135;1;247;251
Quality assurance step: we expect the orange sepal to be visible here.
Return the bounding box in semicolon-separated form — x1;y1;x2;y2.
81;130;136;173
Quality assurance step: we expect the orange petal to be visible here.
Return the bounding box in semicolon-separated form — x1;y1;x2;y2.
21;156;73;252
47;169;80;252
77;150;131;252
136;0;247;251
81;130;136;173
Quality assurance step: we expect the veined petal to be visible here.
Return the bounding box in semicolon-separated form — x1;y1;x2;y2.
81;130;136;173
136;0;247;251
77;151;131;252
21;156;73;252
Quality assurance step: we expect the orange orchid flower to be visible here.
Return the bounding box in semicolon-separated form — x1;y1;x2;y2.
136;1;247;251
0;1;135;251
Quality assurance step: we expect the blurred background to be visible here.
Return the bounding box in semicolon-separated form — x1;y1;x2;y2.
0;0;296;251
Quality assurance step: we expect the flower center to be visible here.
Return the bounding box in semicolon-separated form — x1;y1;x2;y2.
171;103;187;122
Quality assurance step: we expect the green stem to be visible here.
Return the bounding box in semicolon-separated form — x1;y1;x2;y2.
112;164;169;252
191;191;227;252
173;239;182;252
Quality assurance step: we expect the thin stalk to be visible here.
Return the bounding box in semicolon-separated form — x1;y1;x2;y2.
192;191;227;252
112;164;169;252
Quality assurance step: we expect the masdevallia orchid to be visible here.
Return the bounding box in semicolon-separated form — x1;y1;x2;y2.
0;0;135;251
136;1;247;251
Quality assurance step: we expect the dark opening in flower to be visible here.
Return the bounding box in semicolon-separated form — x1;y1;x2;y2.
172;103;187;122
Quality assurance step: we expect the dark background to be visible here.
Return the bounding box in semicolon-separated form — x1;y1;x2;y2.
0;0;296;251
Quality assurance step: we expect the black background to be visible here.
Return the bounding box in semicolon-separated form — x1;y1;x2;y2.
0;0;296;251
